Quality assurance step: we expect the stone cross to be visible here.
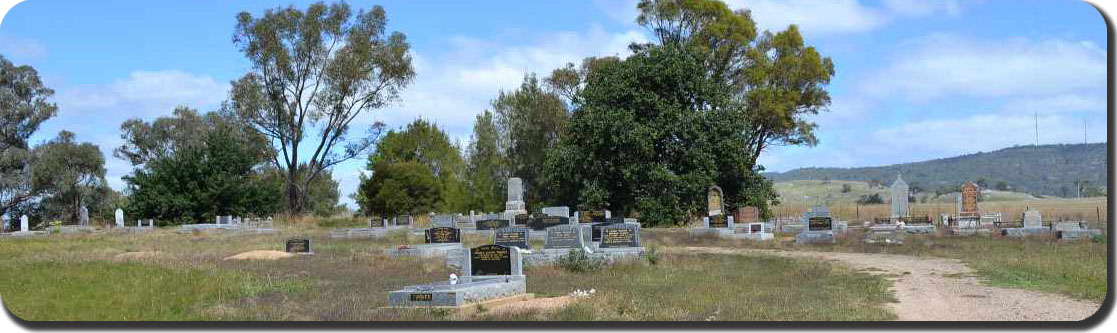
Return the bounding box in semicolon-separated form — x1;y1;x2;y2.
79;206;90;226
20;215;29;232
115;208;124;227
890;173;910;218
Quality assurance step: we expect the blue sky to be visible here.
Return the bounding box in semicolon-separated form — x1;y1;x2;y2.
0;0;1108;208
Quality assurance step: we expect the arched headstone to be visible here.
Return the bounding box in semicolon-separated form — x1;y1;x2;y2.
20;215;29;232
79;206;90;226
707;185;724;216
114;208;124;227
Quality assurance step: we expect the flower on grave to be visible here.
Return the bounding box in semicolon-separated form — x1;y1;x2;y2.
397;244;410;250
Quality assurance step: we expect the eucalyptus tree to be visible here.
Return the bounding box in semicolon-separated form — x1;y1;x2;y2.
230;1;415;214
0;55;56;218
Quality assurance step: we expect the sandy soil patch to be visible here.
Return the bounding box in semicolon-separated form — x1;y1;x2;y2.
223;250;295;260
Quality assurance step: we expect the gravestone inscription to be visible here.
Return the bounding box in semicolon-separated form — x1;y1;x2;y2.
528;216;568;230
599;224;639;248
545;225;584;249
425;227;461;243
471;244;512;276
285;238;312;254
708;214;728;228
514;214;530;226
494;227;529;249
579;210;608;223
960;182;979;217
476;219;510;230
808;216;832;231
590;222;618;242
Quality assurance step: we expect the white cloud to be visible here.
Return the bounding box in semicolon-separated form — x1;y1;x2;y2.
870;113;1097;158
372;25;649;142
1003;95;1105;115
860;35;1106;101
0;34;47;61
55;70;226;117
880;0;961;17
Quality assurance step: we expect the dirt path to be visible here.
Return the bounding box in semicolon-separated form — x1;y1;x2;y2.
669;247;1100;321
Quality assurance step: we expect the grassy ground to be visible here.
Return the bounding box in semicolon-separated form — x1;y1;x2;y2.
0;222;898;321
643;229;1108;302
0;216;1105;321
770;195;1107;228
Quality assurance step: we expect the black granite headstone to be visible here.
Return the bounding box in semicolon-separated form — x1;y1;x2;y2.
808;216;832;231
545;225;583;249
599;225;638;248
528;216;568;230
591;222;619;242
579;210;609;223
424;227;461;243
750;223;762;233
285;238;312;253
514;214;530;226
471;244;512;276
476;219;510;230
708;214;728;228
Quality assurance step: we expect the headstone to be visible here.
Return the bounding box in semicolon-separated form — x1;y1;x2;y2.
494;227;529;249
578;210;609;223
431;214;455;228
470;244;514;276
114;209;124;227
370;216;385;228
1;215;7;231
425;227;461;244
707;185;725;216
1022;210;1043;229
79;206;89;226
20;215;29;232
890;173;910;218
749;223;763;234
541;206;570;218
959;182;979;217
599;224;639;248
590;222;618;242
527;216;568;231
707;214;729;228
514;214;529;226
395;215;412;226
285;238;312;254
504;178;527;215
544;225;585;249
476;219;510;230
808;216;833;231
737;206;759;223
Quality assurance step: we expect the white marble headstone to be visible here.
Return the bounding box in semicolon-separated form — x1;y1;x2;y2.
1022;210;1043;229
79;206;89;226
20;215;29;232
114;208;124;227
890;174;910;218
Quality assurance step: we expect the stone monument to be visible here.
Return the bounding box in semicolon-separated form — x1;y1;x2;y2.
703;185;733;229
504;178;528;217
114;209;124;228
959;182;979;217
20;215;29;232
890;173;909;219
79;206;89;226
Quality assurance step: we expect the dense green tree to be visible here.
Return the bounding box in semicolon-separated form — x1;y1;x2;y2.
230;1;415;215
1;55;57;219
545;56;621;106
635;0;833;207
356;161;440;217
30;131;107;224
464;110;506;212
492;74;568;207
546;46;770;226
122;111;280;225
362;119;466;212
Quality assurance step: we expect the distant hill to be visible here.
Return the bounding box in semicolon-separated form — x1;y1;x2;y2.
764;143;1107;198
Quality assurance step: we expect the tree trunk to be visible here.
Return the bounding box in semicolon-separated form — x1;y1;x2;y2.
286;172;303;215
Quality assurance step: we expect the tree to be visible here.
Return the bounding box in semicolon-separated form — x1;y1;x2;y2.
121;111;281;225
30;131;107;224
1;55;57;218
492;74;569;206
840;183;851;193
230;1;415;215
262;165;341;216
116;106;272;166
464;110;507;212
363;119;466;212
545;56;622;105
636;0;834;171
857;193;884;205
995;181;1009;191
356;161;440;217
124;130;281;225
546;46;769;226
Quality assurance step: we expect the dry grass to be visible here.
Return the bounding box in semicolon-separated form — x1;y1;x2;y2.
769;197;1107;228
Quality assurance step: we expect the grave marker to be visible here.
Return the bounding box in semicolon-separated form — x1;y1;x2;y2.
476;219;510;230
20;215;29;232
737;206;759;223
527;216;568;230
470;244;512;276
960;182;979;217
544;225;584;249
79;206;89;226
494;227;529;249
114;208;124;227
541;206;570;218
425;227;461;243
579;210;609;223
808;216;833;231
890;174;910;218
599;224;639;248
285;238;312;254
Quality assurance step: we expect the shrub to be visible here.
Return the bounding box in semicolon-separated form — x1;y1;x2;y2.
557;249;605;273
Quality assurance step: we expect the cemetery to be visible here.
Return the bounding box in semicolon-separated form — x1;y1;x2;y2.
0;0;1107;324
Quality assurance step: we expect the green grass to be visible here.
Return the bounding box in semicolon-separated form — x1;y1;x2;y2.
480;253;897;321
0;261;309;321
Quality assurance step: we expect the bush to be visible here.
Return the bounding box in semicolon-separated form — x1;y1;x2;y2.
645;246;660;266
557;249;605;273
857;193;884;205
1090;233;1106;244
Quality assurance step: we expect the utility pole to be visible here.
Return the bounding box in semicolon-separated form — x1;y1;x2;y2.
1034;111;1039;146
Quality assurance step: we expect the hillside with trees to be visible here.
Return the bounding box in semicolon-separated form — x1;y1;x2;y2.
765;143;1107;198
